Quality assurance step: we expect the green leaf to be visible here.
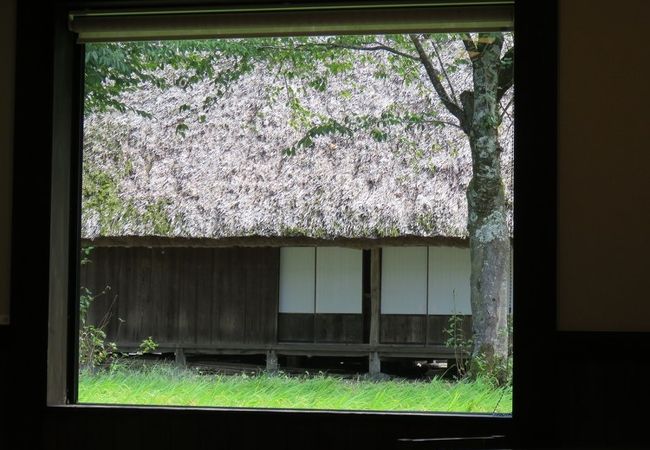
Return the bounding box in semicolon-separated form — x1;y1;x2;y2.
370;128;388;142
175;122;189;137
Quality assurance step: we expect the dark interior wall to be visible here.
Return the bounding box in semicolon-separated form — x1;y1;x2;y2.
0;0;14;326
540;3;650;447
556;0;650;331
2;0;650;448
0;1;15;433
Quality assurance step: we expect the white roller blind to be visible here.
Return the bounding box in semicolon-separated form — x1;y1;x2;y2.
381;246;428;314
316;247;362;314
279;247;315;314
428;246;472;315
69;3;513;43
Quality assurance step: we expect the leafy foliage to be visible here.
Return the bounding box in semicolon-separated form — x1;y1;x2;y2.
284;119;353;155
84;34;512;160
79;247;116;370
444;312;473;379
444;312;513;387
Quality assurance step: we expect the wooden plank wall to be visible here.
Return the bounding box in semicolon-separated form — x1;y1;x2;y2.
277;313;364;343
379;315;427;344
314;314;363;343
81;247;280;349
380;314;472;345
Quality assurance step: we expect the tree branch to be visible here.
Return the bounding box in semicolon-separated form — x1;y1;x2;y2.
476;32;502;54
408;34;466;128
428;37;458;104
314;44;420;61
459;32;479;62
293;42;420;61
497;46;515;101
460;90;474;131
422;119;463;130
499;96;514;121
344;42;420;61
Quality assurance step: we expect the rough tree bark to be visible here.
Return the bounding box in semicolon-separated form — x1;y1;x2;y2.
411;32;512;382
465;34;511;382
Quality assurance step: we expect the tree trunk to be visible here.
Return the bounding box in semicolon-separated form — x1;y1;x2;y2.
465;34;510;383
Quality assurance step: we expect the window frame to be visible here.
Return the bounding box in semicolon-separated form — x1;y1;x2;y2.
25;0;558;446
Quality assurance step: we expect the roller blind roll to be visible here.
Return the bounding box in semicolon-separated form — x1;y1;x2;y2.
69;2;513;42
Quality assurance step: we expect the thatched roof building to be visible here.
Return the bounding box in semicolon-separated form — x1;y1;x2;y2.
81;44;514;358
81;48;513;244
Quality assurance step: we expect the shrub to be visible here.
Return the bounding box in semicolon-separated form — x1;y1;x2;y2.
79;246;158;372
443;313;472;379
444;313;513;387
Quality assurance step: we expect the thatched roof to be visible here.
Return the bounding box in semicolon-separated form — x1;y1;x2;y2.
82;47;513;242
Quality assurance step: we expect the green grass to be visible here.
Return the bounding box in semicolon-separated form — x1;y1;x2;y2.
78;364;512;414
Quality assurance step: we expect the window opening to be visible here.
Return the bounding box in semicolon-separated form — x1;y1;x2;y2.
78;29;514;414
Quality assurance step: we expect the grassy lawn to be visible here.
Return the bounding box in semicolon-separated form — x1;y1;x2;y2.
78;364;512;413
